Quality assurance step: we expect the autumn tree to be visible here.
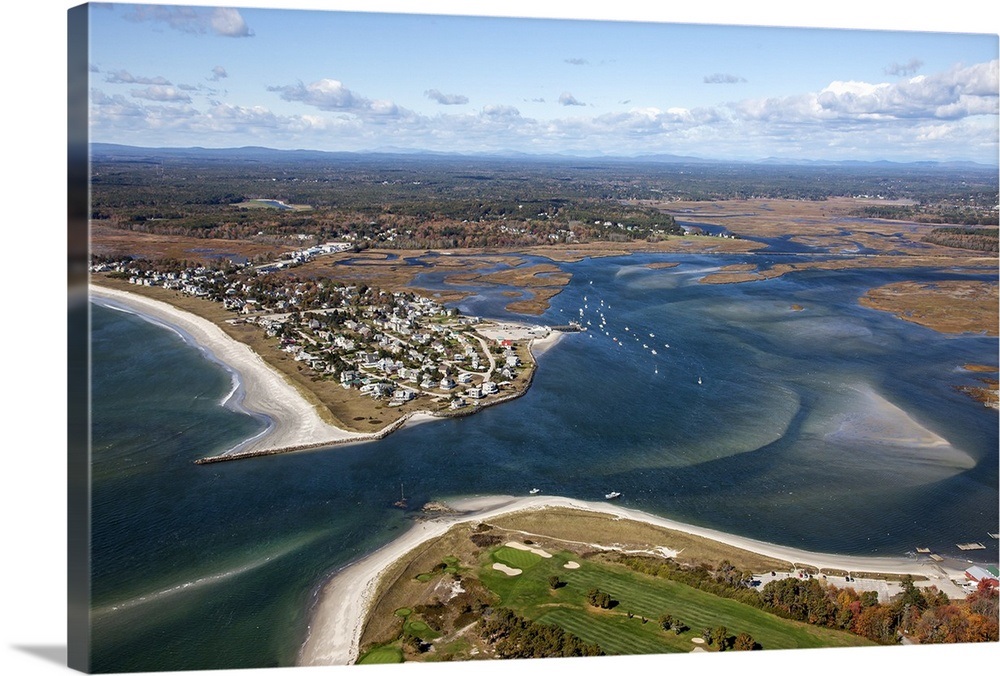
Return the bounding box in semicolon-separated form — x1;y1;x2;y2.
711;625;731;651
733;632;759;651
853;604;900;644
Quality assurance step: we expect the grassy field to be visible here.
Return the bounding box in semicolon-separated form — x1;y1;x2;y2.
859;280;999;336
487;507;792;572
354;512;884;664
478;545;875;655
356;645;404;664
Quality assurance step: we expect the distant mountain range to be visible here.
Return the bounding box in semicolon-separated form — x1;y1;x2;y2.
89;142;997;170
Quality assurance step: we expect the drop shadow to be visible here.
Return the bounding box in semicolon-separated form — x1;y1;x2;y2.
11;645;66;667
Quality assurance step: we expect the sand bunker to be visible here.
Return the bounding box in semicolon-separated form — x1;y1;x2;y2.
492;563;522;576
505;541;552;558
563;561;580;569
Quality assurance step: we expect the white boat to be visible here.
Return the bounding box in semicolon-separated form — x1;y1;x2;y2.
698;377;702;385
529;488;540;495
605;491;622;500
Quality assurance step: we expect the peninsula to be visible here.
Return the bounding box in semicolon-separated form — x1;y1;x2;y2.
298;496;991;666
91;258;563;462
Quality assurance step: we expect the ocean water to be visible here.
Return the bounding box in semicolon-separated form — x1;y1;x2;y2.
88;254;998;672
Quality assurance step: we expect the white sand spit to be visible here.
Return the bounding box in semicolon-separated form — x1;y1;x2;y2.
91;286;366;456
505;541;552;558
492;563;523;576
297;494;968;666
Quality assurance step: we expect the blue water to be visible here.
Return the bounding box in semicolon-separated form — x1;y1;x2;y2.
89;255;999;671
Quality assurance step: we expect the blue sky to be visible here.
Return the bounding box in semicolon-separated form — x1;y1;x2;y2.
84;1;1000;163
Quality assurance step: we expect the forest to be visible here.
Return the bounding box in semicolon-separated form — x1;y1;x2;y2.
921;226;999;252
89;144;998;250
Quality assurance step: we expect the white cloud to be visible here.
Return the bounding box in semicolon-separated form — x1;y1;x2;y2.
564;58;589;66
885;58;924;77
269;79;366;111
267;78;414;120
210;9;253;37
425;89;469;105
130;86;192;103
704;73;747;84
105;70;171;86
210;66;228;82
125;6;253;38
739;60;999;124
558;91;586;106
480;104;522;120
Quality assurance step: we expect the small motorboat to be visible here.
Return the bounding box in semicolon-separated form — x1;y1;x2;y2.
529;488;540;495
605;491;622;500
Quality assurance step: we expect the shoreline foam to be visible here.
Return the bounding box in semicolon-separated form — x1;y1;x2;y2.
297;494;971;666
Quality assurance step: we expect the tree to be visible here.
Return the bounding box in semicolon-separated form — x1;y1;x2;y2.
853;604;900;644
898;575;927;611
658;614;674;631
733;632;759;651
548;575;562;590
586;588;615;609
711;625;730;651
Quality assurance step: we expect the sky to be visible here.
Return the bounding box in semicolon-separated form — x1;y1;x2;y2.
83;1;1000;163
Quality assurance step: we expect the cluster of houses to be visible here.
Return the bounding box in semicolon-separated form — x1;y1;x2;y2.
92;256;532;413
91;261;223;297
257;240;354;272
255;302;527;411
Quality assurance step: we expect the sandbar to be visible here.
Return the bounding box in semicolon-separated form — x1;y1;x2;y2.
90;285;367;456
297;494;969;666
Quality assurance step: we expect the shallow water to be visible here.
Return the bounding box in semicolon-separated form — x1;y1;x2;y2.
89;254;998;671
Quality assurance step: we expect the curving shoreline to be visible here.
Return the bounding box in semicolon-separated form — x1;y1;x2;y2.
91;285;369;457
90;284;563;462
296;494;971;666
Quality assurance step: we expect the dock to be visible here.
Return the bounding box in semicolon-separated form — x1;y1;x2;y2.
929;554;944;562
916;547;931;554
956;542;987;551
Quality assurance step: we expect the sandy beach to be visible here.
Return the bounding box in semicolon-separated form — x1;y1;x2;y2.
529;328;565;356
297;494;970;666
91;285;367;456
90;285;566;461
